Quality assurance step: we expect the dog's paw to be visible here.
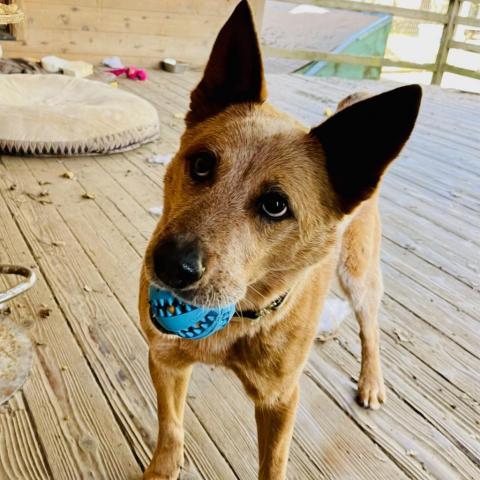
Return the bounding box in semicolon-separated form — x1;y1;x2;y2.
357;372;386;410
143;462;181;480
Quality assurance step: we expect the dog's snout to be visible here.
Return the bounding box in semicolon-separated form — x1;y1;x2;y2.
153;235;205;290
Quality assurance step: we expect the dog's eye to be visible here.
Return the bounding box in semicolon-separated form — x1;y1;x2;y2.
259;192;290;220
189;151;216;182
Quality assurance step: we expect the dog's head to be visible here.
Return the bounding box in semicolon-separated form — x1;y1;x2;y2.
145;0;421;308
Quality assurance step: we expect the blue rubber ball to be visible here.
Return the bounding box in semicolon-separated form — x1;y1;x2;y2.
149;285;236;340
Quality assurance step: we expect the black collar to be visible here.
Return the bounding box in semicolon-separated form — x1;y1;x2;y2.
234;292;288;320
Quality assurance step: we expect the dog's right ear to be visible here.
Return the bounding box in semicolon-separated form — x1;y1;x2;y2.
185;0;267;128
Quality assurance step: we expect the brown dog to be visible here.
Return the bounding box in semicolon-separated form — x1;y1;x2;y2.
139;1;422;478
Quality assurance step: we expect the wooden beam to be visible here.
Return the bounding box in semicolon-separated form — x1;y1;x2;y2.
274;0;448;23
432;0;461;85
455;15;480;27
449;39;480;54
262;45;436;71
444;63;480;80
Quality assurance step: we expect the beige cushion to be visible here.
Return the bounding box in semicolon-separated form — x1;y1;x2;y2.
0;74;160;156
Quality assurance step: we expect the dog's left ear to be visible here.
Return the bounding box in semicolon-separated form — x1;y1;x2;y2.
310;84;422;213
185;0;267;127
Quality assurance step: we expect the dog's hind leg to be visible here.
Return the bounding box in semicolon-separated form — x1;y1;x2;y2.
144;353;192;480
337;198;386;410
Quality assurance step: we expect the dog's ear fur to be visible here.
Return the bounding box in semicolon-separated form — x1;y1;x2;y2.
310;84;422;214
185;0;267;127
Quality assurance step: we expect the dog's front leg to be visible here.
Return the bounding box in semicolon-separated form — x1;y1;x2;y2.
255;385;299;480
145;352;192;480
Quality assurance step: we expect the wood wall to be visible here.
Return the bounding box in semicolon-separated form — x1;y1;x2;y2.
1;0;265;67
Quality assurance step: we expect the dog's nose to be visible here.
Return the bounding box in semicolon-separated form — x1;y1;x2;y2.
153;235;205;290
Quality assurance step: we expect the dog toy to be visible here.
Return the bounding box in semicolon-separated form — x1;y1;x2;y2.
149;285;235;339
109;67;148;81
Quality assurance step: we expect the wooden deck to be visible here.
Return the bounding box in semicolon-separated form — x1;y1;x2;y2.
0;71;479;480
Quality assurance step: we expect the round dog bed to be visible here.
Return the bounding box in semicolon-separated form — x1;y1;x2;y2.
0;75;160;156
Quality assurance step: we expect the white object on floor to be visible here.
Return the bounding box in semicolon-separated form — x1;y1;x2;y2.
41;55;70;73
148;206;163;217
41;56;93;78
62;61;93;78
316;297;351;341
103;56;124;69
62;62;93;78
148;154;172;165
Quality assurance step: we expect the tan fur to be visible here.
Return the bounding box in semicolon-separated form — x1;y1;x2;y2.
138;3;420;478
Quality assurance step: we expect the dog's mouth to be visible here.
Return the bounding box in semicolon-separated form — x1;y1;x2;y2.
150;294;196;318
149;303;222;338
148;286;236;339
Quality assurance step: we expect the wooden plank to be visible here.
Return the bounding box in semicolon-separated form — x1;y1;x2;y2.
25;0;238;15
444;63;480;80
295;375;407;479
380;201;479;289
0;157;163;468
379;293;479;403
0;165;142;479
17;28;211;60
382;173;480;236
263;46;436;72
308;321;480;478
0;395;50;480
381;259;479;358
24;4;225;38
450;39;480;54
455;14;480;27
382;237;480;320
383;175;480;241
391;165;480;214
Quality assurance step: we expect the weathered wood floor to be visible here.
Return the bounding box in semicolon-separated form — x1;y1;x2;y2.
0;71;479;480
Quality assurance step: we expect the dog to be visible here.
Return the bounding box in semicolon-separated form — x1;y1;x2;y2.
138;1;422;478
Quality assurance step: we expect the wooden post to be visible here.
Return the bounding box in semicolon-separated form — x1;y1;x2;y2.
432;0;461;85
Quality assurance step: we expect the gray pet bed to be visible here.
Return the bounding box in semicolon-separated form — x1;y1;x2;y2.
0;74;160;156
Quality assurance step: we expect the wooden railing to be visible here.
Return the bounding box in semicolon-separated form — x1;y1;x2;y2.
262;0;480;84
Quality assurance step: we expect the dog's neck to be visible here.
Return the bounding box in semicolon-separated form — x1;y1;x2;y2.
234;291;289;320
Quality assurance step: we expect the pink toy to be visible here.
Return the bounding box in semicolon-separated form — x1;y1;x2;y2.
109;67;148;81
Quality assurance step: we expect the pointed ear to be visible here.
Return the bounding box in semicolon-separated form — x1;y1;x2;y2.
310;84;422;213
185;0;267;127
